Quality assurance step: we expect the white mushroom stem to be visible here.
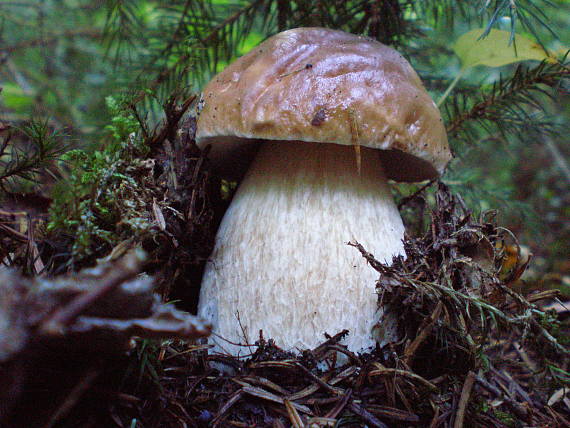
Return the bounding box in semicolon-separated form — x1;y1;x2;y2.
198;140;405;355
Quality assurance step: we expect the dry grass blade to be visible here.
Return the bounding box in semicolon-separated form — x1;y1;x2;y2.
367;404;420;422
403;301;443;366
287;372;335;401
453;371;475;428
294;362;344;395
525;289;560;303
241;376;291;396
491;367;532;403
162;344;211;360
475;375;529;420
248;360;298;369
324;388;352;419
394;381;413;412
348;402;389;428
286;384;321;402
287;367;356;401
232;378;253;388
242;386;313;415
311;330;349;358
284;399;304;428
368;365;438;392
331;366;358;383
323;344;362;365
211;389;244;427
0;222;28;242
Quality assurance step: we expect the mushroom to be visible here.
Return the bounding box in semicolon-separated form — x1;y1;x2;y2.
196;28;451;355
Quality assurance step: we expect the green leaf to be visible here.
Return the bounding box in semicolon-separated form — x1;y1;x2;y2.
453;29;552;70
1;83;33;111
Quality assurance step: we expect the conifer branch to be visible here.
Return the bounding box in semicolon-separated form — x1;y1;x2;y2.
0;121;66;189
446;59;569;139
129;0;270;103
416;0;558;46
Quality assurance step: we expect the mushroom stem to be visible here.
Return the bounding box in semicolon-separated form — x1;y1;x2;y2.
198;140;405;355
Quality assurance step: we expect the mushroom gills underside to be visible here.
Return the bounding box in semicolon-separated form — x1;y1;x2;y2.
198;140;405;355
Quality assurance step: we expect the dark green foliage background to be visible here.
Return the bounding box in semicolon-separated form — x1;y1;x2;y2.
0;0;568;285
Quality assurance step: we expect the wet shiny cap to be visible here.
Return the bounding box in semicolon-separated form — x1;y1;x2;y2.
196;27;452;182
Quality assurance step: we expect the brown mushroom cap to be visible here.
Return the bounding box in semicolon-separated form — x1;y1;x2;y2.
197;27;452;182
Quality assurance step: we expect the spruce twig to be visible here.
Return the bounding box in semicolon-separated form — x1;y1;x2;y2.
446;59;569;140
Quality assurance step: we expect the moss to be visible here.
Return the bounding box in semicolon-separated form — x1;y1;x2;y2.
47;97;156;265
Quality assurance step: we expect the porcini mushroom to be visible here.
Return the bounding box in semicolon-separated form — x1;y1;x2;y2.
197;27;451;355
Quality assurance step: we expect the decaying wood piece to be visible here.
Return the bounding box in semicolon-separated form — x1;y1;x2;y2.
0;250;210;425
1;250;211;351
0;270;29;420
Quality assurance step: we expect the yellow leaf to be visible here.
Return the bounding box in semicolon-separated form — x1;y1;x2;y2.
453;29;551;69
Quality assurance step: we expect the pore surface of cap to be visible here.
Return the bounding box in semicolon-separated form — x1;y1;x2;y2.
197;27;451;182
